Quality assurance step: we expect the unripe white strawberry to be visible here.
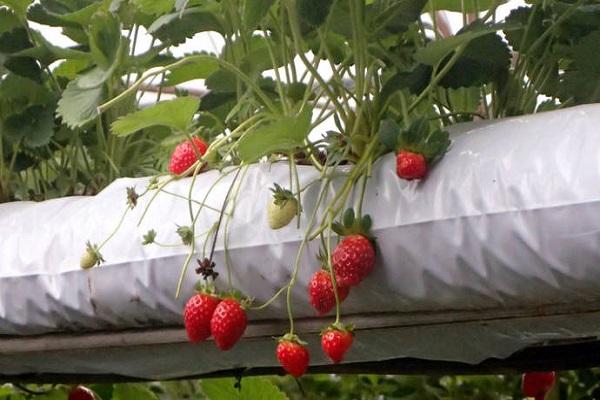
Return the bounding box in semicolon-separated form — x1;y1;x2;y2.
80;242;104;269
267;183;298;230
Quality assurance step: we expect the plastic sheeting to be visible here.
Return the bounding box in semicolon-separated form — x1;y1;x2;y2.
2;104;600;376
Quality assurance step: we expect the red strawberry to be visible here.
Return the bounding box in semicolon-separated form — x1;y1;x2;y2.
396;150;427;180
308;270;349;315
321;326;353;364
168;136;208;175
332;234;375;287
522;371;556;400
210;298;247;350
68;386;95;400
276;336;310;377
184;293;220;343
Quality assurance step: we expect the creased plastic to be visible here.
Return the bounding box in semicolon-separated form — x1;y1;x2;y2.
2;104;600;375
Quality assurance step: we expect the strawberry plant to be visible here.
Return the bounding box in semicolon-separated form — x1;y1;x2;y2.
2;0;600;383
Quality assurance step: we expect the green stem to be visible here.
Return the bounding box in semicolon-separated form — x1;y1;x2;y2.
98;56;278;115
174;167;241;298
223;166;248;292
285;0;348;125
325;214;341;324
286;179;330;334
98;206;129;250
250;285;288;310
407;44;468;113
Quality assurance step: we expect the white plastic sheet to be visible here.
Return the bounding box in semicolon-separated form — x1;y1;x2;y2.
2;104;600;376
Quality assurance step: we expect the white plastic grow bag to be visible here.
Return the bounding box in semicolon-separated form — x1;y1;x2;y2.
2;104;600;378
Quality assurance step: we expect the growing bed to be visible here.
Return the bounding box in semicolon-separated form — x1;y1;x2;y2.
2;105;600;381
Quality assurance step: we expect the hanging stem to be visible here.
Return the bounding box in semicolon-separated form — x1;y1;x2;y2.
286;178;331;334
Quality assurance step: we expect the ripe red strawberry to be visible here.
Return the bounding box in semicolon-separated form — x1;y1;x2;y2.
184;293;220;343
321;326;353;364
522;371;556;400
210;298;247;350
332;234;375;287
168;136;208;175
68;386;95;400
396;150;427;180
276;336;310;377
308;270;349;315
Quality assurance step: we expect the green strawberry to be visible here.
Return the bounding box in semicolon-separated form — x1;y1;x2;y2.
267;183;298;230
80;242;104;270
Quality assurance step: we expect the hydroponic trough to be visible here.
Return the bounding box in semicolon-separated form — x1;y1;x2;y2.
2;104;600;381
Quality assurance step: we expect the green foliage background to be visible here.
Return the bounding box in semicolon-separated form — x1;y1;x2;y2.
3;371;600;400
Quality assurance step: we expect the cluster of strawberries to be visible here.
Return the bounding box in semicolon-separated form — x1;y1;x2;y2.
184;294;248;350
182;220;376;378
167;135;413;378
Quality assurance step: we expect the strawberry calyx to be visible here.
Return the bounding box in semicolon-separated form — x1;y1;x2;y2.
321;322;354;336
80;241;105;269
331;208;375;244
193;281;219;297
397;119;450;164
378;118;450;164
278;333;307;346
270;183;294;204
221;290;253;309
176;225;194;246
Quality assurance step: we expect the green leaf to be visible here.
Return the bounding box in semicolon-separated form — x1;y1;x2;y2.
201;378;241;400
3;56;41;80
0;8;21;35
133;0;175;15
439;33;510;88
163;55;219;86
243;0;275;28
308;31;349;64
113;383;159;400
111;96;200;136
53;58;91;79
297;0;334;27
219;35;287;77
379;64;432;107
201;377;288;400
239;36;287;75
0;0;32;18
421;128;450;162
56;72;105;128
0;74;53;117
444;87;481;114
426;0;506;13
22;388;68;400
328;1;352;38
148;5;225;45
240;377;288;400
27;0;102;28
0;27;33;53
89;11;122;70
12;29;91;66
369;0;429;36
558;30;600;104
206;68;238;93
504;6;544;53
237;108;312;162
377;118;400;152
414;24;505;65
2;104;55;147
